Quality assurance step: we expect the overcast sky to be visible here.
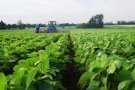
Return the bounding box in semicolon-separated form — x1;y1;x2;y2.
0;0;135;24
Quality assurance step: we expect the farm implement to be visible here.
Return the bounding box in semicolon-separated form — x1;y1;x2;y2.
37;21;69;33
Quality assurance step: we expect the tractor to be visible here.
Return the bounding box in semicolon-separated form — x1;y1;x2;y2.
39;21;69;33
47;21;57;31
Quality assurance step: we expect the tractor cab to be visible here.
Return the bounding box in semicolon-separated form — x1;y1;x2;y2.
47;21;57;31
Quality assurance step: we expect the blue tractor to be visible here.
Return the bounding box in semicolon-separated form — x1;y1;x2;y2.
47;21;57;31
38;21;69;33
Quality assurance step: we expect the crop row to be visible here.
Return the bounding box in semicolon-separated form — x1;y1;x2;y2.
0;33;71;90
1;32;135;90
72;32;135;90
0;33;62;74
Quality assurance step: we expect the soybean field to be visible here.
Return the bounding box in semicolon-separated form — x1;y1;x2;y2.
1;28;135;90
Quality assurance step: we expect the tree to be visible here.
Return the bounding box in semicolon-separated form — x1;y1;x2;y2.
77;14;104;28
17;20;25;29
88;14;104;28
117;21;135;25
104;22;115;25
6;24;11;29
0;20;6;30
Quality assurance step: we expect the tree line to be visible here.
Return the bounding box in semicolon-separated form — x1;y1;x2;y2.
77;14;104;28
1;16;135;30
77;14;135;28
105;21;135;25
59;23;76;28
0;14;104;30
0;20;35;30
0;20;76;30
117;21;135;25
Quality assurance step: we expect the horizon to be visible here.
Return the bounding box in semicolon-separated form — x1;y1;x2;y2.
0;0;135;24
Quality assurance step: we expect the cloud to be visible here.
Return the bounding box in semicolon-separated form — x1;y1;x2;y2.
0;0;135;24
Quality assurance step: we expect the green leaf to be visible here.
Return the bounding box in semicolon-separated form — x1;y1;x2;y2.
78;72;90;85
40;52;49;71
131;69;135;79
101;59;110;68
39;80;53;90
54;52;61;57
114;70;131;81
54;82;67;90
0;73;7;90
118;80;130;90
26;68;37;89
28;52;37;58
34;60;41;66
38;74;53;81
15;67;27;86
97;52;104;57
74;57;82;63
127;80;135;90
84;51;89;59
114;59;124;69
18;60;29;66
90;80;100;87
107;63;116;74
124;47;135;55
4;47;9;57
28;84;37;90
101;54;107;61
13;60;29;71
28;58;38;67
99;87;107;90
75;48;83;56
87;80;100;90
91;61;101;72
123;61;133;70
102;78;107;89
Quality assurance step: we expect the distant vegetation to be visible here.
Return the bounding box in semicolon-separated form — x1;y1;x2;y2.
0;20;76;30
77;14;104;28
0;20;6;29
105;21;135;25
1;15;135;30
0;20;46;30
0;20;35;30
117;20;135;25
59;23;76;28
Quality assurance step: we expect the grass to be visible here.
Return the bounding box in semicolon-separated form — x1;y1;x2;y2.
0;25;135;34
104;25;135;29
70;28;135;33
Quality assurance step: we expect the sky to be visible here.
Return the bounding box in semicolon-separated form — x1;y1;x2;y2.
0;0;135;24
